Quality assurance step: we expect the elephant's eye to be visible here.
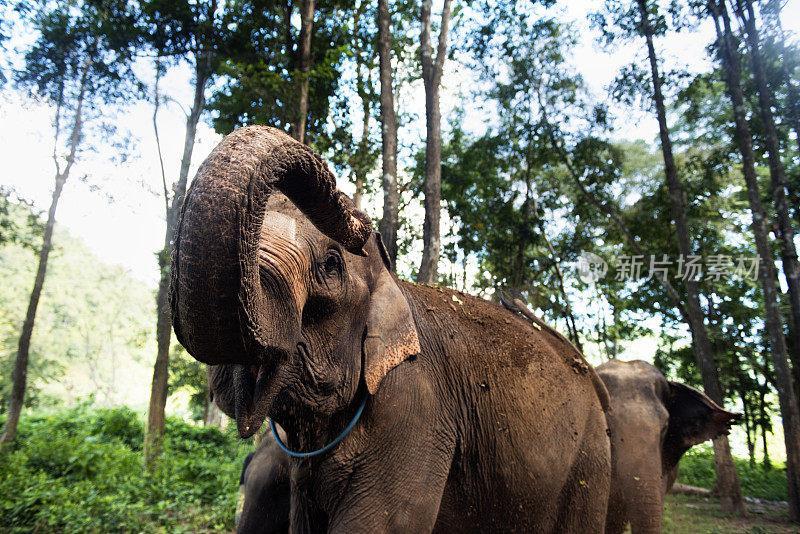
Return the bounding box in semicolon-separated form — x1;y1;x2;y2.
322;250;343;275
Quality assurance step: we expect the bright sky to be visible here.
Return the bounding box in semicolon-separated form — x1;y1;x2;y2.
1;0;799;291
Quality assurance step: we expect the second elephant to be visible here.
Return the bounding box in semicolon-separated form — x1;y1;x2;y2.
597;359;740;534
236;430;291;534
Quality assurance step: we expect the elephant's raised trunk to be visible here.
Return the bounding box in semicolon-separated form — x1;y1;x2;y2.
170;126;372;366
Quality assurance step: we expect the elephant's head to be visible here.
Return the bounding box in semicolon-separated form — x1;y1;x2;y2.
597;359;739;533
171;126;420;437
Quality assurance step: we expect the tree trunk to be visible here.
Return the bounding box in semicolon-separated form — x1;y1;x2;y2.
760;384;772;470
0;62;89;446
611;306;620;359
417;0;452;284
712;436;745;512
742;389;755;467
711;0;800;520
0;177;66;447
291;0;315;143
736;0;800;405
352;1;372;211
205;399;225;428
636;0;746;514
143;59;208;467
763;0;800;158
377;0;399;268
353;91;370;208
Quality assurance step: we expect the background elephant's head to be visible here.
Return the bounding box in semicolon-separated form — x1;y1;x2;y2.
171;126;420;437
597;359;740;533
235;430;291;534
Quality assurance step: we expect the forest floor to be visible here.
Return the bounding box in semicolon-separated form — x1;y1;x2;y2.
206;494;799;534
664;494;797;533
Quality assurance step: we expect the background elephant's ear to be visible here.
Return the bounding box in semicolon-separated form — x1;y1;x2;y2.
666;381;741;450
363;270;420;394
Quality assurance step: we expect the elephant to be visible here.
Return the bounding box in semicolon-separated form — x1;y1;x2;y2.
596;359;741;534
171;125;612;532
235;430;291;534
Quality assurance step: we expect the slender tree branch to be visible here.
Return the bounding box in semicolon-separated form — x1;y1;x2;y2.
153;58;170;219
52;83;63;177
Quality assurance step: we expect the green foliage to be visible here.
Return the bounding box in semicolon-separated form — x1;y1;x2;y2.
0;200;156;412
141;0;222;58
207;0;350;147
0;188;44;252
16;0;141;105
0;405;250;533
168;345;209;422
442;17;582;300
676;445;788;502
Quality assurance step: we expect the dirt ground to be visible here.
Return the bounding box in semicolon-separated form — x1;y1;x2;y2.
663;494;798;533
219;494;798;533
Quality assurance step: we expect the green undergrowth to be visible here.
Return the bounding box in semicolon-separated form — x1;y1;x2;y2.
676;445;788;502
0;406;791;532
0;405;251;533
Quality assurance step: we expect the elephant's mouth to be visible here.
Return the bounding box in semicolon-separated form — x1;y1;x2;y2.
233;361;279;438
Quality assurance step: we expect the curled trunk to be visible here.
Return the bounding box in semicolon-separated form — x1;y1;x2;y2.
170;126;372;367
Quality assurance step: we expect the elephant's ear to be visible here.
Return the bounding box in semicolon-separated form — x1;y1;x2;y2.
665;381;741;451
363;235;420;394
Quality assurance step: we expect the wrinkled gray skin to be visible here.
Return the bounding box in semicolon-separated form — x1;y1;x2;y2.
173;126;611;532
236;431;290;534
597;359;740;534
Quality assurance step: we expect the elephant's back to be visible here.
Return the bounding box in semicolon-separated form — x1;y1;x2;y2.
433;361;611;532
399;283;611;531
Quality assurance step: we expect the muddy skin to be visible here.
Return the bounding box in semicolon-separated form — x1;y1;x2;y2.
173;126;612;533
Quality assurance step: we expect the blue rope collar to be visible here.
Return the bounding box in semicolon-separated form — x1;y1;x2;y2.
270;394;368;458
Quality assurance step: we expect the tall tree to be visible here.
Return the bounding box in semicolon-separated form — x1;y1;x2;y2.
417;0;453;284
208;0;349;148
733;0;800;392
350;0;379;209
761;0;800;157
292;0;315;142
141;0;224;466
0;0;138;446
709;0;800;520
442;17;591;341
660;67;784;476
634;0;745;514
377;0;399;266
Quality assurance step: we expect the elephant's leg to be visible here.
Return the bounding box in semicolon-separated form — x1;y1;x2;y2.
553;408;611;533
604;513;628;534
603;487;629;534
291;486;327;534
